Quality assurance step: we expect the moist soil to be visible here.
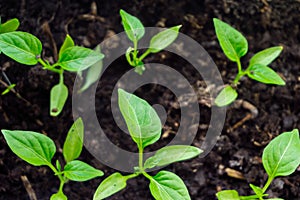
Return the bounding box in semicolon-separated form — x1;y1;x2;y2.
1;0;300;199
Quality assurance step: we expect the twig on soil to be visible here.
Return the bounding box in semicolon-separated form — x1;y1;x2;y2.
0;79;31;105
41;21;58;61
20;175;37;200
231;100;258;131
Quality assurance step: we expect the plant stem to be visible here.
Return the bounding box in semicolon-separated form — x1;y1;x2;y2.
262;176;273;194
233;58;246;84
138;49;151;62
138;146;144;172
48;162;67;194
240;194;260;200
38;58;61;74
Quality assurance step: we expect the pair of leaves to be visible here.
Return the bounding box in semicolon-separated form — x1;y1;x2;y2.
0;32;104;72
118;88;202;159
94;171;190;200
120;9;181;75
1;118;103;183
120;9;181;53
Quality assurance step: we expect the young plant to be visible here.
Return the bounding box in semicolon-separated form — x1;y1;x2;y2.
1;118;104;200
213;18;285;106
0;31;104;116
120;9;181;75
93;89;202;200
216;129;300;200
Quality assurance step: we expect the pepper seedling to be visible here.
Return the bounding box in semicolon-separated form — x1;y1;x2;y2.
93;89;202;200
216;129;300;200
213;18;285;106
0;31;104;116
120;9;181;75
1;118;104;200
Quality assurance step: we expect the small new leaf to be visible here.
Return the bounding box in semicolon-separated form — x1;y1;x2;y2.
120;9;145;42
58;46;104;72
215;85;238;106
0;18;20;33
59;34;74;58
249;46;283;67
63;118;84;163
93;173;128;200
262;129;300;179
149;25;181;53
149;170;190;200
249;184;263;197
118;89;162;149
63;160;104;182
216;190;240;200
50;82;68;116
247;64;285;85
1;130;56;166
0;31;42;65
213;18;248;62
144;145;202;169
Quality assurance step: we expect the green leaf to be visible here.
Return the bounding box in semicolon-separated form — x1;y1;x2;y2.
262;129;300;179
249;184;263;197
215;85;238;107
59;34;74;59
149;25;181;53
63;118;84;163
93;172;128;200
50;82;68;117
1;130;56;166
79;45;103;92
247;64;285;85
149;170;190;200
249;46;283;67
63;160;104;182
1;83;16;95
50;192;67;200
216;190;240;200
118;89;162;149
57;46;104;72
213;18;248;62
120;9;145;42
0;31;42;65
0;18;20;33
144;145;202;169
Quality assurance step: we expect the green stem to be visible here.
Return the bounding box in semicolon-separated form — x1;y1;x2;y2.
59;71;64;84
38;58;61;74
133;40;138;61
138;49;151;62
138;146;144;172
262;176;273;194
233;58;247;84
240;194;261;200
47;162;67;194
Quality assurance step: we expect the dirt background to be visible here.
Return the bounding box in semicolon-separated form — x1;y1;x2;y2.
1;0;300;199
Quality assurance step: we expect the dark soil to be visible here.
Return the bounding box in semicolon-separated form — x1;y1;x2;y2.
1;0;300;199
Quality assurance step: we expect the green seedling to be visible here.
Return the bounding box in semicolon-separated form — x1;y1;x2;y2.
0;32;104;116
93;89;202;200
213;18;285;106
120;9;181;74
1;118;104;200
216;129;300;200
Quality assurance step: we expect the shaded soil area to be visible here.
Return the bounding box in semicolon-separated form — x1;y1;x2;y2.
1;0;300;199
